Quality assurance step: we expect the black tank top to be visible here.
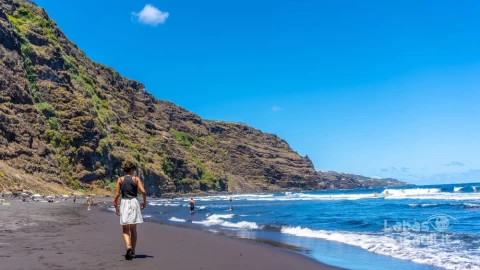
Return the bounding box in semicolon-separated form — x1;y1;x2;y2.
121;175;138;199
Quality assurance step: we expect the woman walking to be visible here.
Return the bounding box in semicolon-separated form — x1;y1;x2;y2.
113;161;147;260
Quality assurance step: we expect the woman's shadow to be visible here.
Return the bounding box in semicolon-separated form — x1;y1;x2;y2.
121;255;154;259
134;255;154;259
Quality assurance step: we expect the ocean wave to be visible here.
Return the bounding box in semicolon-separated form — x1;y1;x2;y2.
281;226;480;270
454;186;478;193
169;217;186;222
463;203;480;208
185;187;480;203
192;194;274;202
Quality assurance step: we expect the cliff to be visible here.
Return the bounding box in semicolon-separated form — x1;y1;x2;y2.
0;0;407;195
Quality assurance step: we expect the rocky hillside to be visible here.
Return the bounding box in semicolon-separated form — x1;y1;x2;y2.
316;171;408;190
0;0;407;195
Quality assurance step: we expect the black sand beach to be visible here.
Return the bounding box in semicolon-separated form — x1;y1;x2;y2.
0;200;341;270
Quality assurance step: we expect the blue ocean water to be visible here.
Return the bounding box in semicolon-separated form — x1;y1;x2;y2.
138;183;480;270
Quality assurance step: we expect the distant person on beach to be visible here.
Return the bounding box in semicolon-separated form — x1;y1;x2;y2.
114;161;146;260
190;198;195;213
86;195;91;210
73;195;76;203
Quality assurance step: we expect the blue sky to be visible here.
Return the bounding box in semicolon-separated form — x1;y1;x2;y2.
34;0;480;184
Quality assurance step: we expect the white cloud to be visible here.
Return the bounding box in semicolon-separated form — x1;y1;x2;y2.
272;106;282;112
132;4;169;26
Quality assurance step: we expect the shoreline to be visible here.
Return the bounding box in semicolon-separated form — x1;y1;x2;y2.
138;195;447;270
0;199;341;270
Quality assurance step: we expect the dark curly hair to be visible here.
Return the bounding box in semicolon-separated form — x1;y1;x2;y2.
121;161;136;173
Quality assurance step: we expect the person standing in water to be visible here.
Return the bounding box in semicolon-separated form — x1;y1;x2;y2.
114;161;147;260
189;198;195;213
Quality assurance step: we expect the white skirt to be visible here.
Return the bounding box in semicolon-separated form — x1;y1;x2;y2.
120;198;143;225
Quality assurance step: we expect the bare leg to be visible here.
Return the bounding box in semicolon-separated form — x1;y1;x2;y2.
122;225;131;248
130;224;137;254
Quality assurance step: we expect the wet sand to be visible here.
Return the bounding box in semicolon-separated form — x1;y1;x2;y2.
0;199;341;270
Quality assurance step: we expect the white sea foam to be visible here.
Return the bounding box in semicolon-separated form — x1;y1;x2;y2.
164;203;181;207
192;214;259;229
144;215;152;218
148;202;160;206
169;217;186;222
198;206;206;210
385;192;480;201
247;193;374;201
382;188;441;197
454;187;463;192
207;214;234;219
281;226;480;270
408;204;438;207
295;193;374;200
148;202;181;207
220;221;260;229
